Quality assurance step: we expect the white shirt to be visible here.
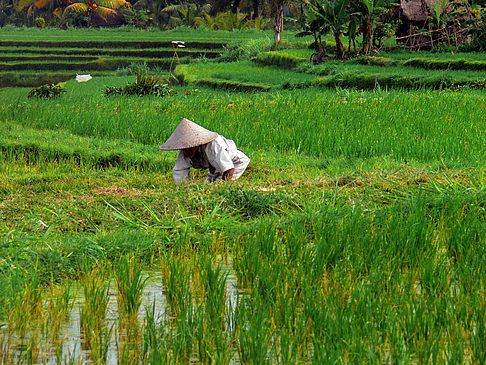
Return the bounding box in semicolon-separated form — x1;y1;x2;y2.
173;135;247;184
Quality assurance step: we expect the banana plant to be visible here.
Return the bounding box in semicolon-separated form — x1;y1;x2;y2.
350;0;388;54
295;10;330;56
304;0;350;57
162;3;211;28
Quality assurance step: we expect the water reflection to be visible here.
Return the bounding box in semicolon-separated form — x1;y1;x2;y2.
3;265;241;364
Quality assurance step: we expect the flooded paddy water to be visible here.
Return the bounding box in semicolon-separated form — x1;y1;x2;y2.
0;262;241;364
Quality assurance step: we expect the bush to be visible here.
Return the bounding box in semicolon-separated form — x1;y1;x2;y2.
35;18;46;28
27;83;65;98
104;69;175;97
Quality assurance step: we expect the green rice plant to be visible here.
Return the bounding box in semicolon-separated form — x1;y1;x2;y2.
114;254;147;320
80;266;112;364
235;297;272;364
142;301;171;364
176;61;316;87
274;310;311;365
252;51;306;69
45;282;73;341
232;237;261;289
161;254;193;320
197;255;227;328
219;37;273;62
193;78;272;92
193;294;234;365
8;275;43;338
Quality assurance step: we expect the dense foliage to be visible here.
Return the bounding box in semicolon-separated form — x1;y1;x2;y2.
1;0;484;53
104;70;175;97
27;83;66;98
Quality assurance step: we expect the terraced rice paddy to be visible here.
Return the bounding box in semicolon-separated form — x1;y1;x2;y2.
1;27;486;364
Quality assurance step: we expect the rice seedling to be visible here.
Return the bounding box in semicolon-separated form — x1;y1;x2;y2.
80;266;113;364
114;254;147;364
234;297;272;364
45;282;74;342
115;254;147;320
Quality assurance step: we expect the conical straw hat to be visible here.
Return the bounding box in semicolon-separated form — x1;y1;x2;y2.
159;118;218;150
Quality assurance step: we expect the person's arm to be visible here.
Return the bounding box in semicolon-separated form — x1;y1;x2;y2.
222;168;235;180
205;138;235;179
173;151;191;184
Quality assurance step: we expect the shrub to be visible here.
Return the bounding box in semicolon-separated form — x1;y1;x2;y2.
104;69;175;97
35;18;46;28
121;8;152;29
27;83;65;98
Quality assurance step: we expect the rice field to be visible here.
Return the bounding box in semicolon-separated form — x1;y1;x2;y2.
1;29;486;363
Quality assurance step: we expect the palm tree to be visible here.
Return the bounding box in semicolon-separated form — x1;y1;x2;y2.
62;0;131;26
350;0;388;54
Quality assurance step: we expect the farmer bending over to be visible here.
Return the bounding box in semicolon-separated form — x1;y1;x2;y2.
159;118;250;184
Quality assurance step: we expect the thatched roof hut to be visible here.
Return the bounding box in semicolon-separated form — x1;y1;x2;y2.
395;0;456;47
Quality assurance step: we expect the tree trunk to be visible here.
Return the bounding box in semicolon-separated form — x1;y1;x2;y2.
232;0;241;13
333;30;345;57
361;18;372;54
273;0;284;47
252;0;259;19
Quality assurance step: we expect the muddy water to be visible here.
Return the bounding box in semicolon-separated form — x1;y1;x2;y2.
2;268;240;364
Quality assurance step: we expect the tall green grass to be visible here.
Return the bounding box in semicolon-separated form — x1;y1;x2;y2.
1;187;486;362
2;81;485;164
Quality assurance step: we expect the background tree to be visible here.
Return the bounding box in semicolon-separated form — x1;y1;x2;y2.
162;2;211;27
62;0;131;26
0;0;14;25
350;0;389;54
304;0;349;57
269;0;286;46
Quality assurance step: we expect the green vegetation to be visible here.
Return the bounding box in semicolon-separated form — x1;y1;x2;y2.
1;24;486;362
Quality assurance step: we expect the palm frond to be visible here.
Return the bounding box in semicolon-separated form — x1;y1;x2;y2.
96;0;130;10
162;4;180;12
62;2;88;16
93;5;118;18
15;0;35;11
34;0;54;9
